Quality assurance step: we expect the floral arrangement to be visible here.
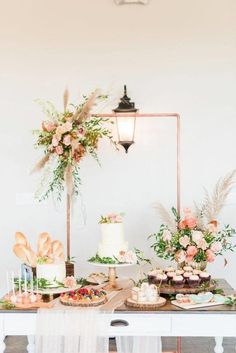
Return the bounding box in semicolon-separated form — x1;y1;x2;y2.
99;212;124;224
32;89;112;201
150;171;236;266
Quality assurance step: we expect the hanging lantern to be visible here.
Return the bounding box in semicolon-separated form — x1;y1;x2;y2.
113;85;138;153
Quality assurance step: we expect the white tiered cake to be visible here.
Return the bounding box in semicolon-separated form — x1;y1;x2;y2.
98;223;128;258
36;262;66;283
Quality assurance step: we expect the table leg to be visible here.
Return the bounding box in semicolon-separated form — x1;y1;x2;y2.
214;337;223;353
0;336;5;353
27;335;35;353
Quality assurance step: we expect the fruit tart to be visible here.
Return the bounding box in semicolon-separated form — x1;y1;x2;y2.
60;288;107;307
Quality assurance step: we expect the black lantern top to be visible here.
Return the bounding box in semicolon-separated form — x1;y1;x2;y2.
113;85;138;113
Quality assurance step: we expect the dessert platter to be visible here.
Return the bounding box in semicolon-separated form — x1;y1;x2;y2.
148;266;215;294
172;292;227;309
86;272;109;285
126;283;166;309
60;288;107;307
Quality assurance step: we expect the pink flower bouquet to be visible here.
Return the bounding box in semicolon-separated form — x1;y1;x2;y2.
33;89;112;201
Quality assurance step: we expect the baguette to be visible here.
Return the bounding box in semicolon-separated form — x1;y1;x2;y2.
51;240;65;261
37;232;52;257
13;244;37;267
15;232;30;248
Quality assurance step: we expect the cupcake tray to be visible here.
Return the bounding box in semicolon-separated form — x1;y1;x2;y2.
159;281;216;295
125;296;166;309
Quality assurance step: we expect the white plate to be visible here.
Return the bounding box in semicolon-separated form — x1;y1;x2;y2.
171;300;225;310
88;262;135;268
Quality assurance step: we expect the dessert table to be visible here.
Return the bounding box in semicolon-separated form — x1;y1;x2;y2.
0;280;235;353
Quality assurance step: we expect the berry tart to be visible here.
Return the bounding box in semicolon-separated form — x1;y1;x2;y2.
60;288;107;307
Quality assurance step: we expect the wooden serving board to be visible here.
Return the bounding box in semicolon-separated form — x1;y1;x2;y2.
125;296;166;309
160;281;216;295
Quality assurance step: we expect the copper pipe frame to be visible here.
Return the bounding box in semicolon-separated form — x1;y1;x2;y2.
95;113;181;214
66;194;71;259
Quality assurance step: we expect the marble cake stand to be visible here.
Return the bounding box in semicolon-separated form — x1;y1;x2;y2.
89;263;134;291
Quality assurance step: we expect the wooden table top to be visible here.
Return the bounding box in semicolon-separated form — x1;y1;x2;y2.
0;279;235;314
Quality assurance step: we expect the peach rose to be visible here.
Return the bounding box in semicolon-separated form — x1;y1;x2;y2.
186;255;194;263
56;125;64;136
179;209;197;230
163;229;172;242
206;249;216;263
187;245;198;257
207;220;218;234
211;242;222;253
63;134;71;146
179;235;190;248
55;145;63;155
64;276;77;289
124;250;137;264
175;249;186;263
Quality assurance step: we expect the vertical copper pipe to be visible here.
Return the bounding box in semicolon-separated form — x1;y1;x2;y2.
177;336;182;353
66;194;71;259
176;115;181;215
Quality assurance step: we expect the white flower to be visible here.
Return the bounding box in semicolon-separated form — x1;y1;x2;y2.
192;231;204;244
124;250;137;264
163;229;172;242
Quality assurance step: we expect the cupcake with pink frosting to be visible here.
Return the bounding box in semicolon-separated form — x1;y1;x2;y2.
188;274;201;288
172;275;185;288
199;272;211;283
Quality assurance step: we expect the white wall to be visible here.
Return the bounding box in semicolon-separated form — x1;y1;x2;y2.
0;0;236;295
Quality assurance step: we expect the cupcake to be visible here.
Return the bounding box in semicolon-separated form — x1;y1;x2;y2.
172;275;185;288
167;271;176;281
193;269;201;275
148;272;168;285
183;272;192;280
176;269;184;276
165;266;175;273
188;274;200;288
183;266;193;272
199;272;211;283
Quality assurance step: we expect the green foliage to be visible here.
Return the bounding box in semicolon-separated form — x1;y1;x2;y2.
88;253;118;264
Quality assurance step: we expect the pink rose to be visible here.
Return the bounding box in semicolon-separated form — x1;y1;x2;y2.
175;249;186;263
207;220;218;234
179;235;190;248
211;242;222;253
206;249;216;263
52;136;59;147
197;238;208;250
107;213;122;223
55;145;63;155
42;121;56;132
187;245;198;257
186;255;194;263
124;250;137;264
163;229;172;242
192;231;204;243
64;276;77;289
63;134;71;146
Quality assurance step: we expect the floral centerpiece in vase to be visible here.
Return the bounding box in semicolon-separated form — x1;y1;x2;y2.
150;171;236;271
32;89;113;271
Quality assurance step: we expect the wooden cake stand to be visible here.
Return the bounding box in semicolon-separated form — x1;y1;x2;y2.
89;263;135;291
159;281;216;295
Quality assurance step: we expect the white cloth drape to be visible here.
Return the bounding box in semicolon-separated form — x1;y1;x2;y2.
116;336;162;353
36;308;111;353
